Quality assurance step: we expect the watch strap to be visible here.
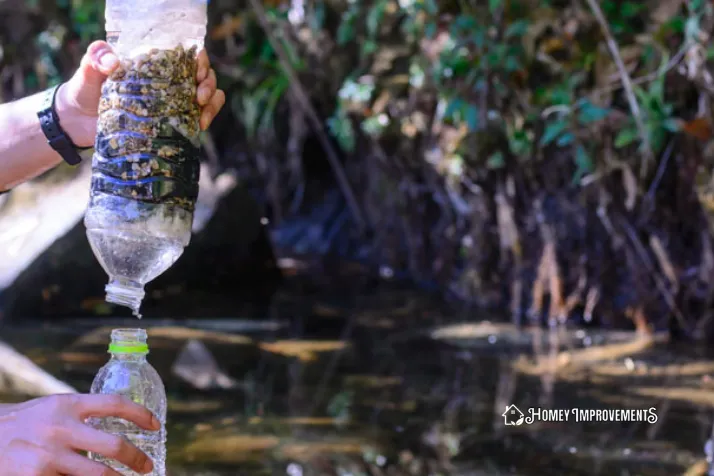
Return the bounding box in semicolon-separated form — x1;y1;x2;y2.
37;84;87;166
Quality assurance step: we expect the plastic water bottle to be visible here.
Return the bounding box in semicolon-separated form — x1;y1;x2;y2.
84;0;208;317
89;329;167;475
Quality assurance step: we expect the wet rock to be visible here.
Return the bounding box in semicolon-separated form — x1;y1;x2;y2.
0;168;282;320
171;339;238;390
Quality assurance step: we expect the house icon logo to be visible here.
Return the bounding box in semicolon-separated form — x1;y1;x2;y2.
502;404;525;426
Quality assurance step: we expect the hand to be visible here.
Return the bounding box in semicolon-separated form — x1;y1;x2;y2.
57;41;227;148
0;394;161;476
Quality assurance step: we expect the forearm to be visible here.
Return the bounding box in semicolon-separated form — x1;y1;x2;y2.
0;85;89;192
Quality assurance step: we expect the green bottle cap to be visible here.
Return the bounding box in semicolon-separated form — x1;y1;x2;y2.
108;329;149;354
108;343;149;354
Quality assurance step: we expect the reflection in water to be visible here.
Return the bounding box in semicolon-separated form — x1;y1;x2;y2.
3;289;714;475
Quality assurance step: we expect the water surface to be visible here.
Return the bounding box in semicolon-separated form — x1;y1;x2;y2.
2;288;713;475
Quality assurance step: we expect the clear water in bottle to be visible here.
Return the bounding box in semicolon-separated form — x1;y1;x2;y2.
85;0;208;317
88;329;167;476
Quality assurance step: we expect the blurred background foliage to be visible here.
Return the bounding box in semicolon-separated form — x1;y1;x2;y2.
6;0;714;336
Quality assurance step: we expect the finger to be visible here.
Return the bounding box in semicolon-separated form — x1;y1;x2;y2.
68;395;160;431
54;450;124;476
65;424;153;475
196;49;210;83
197;69;217;106
0;440;56;476
82;40;120;76
200;89;226;131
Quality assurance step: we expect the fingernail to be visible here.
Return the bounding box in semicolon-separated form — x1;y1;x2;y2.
198;87;209;105
143;458;154;473
99;52;119;70
200;112;210;130
151;415;161;430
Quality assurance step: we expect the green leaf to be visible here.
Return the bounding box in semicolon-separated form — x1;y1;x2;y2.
487;151;505;169
621;1;644;17
577;102;610;124
505;20;529;38
557;132;575;146
509;129;532;156
666;16;685;34
540;120;569;146
452;15;477;35
614;127;639;148
444;98;464;120
425;21;438;39
549;86;573;106
337;8;358;45
573;145;593;183
259;76;289;133
362;40;378;55
328;106;356;153
504;55;522;72
662;117;681;132
310;1;326;30
465;104;479;131
239;95;260;139
367;0;387;37
423;0;439;14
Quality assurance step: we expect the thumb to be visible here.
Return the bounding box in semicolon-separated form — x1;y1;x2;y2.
65;41;120;115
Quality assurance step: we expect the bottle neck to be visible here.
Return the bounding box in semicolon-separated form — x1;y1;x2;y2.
105;279;146;318
108;329;149;361
110;352;148;362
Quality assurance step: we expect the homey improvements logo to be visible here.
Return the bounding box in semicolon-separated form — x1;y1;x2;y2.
502;405;658;426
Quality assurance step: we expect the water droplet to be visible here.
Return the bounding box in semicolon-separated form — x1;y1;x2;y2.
287;463;303;476
624;358;635;372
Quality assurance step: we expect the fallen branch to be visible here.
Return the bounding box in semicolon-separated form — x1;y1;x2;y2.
246;0;367;232
0;341;76;397
513;331;665;376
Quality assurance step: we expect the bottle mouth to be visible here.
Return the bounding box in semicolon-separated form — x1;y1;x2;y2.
109;328;149;354
106;279;146;318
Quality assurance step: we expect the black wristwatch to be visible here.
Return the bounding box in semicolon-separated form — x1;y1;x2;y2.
37;84;92;166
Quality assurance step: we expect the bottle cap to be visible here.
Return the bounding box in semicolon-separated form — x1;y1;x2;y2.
108;343;149;354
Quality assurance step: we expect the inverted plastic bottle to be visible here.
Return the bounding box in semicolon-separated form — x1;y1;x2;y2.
88;329;167;476
85;0;208;317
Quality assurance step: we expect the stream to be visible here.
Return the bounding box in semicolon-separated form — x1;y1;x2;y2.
2;283;714;475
